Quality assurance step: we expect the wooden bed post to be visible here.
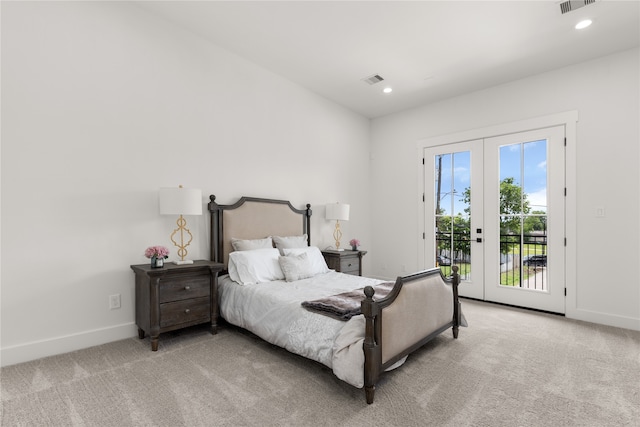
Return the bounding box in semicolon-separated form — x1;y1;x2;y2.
208;195;222;263
362;285;381;404
451;265;460;339
304;204;312;246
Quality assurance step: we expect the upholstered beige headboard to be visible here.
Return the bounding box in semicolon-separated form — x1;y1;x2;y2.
208;195;312;268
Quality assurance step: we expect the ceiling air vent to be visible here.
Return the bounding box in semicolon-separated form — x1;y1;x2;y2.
559;0;596;14
362;74;384;85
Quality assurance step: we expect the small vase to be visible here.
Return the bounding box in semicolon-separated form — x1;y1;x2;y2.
351;245;358;251
151;256;164;268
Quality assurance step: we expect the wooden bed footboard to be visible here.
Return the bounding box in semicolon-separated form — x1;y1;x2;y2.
361;266;461;404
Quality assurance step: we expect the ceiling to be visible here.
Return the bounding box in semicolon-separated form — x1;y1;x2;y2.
136;1;640;118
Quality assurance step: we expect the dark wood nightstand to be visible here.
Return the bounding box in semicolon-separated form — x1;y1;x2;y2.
130;260;224;351
321;250;367;276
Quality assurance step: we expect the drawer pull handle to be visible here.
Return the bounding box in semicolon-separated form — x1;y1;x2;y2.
348;263;352;267
184;309;190;314
184;286;191;290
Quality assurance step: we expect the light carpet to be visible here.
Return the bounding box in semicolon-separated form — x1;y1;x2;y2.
1;299;639;426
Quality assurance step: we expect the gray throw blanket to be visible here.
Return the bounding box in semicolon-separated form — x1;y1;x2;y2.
301;282;395;321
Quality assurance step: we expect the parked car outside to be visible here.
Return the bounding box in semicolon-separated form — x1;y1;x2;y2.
523;255;547;267
437;255;451;266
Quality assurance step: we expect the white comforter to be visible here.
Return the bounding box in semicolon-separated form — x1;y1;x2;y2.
218;271;386;388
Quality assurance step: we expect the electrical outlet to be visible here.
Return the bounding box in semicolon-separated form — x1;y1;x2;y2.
109;294;121;310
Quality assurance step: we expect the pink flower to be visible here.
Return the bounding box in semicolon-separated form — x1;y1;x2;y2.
145;245;170;259
349;238;360;247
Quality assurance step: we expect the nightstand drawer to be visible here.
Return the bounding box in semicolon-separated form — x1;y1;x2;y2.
160;296;211;328
321;250;367;277
159;275;210;303
340;258;360;274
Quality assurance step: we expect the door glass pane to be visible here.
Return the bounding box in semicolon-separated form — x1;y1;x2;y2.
499;140;548;290
435;152;470;279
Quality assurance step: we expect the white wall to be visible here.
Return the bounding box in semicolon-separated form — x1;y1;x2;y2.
0;2;372;365
370;48;640;330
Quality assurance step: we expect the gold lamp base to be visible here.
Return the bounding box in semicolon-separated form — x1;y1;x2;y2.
333;220;344;251
170;214;194;263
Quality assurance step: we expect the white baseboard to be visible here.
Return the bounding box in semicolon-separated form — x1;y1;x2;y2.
1;322;138;367
566;308;640;331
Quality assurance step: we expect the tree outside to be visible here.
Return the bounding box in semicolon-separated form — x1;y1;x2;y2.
437;177;547;283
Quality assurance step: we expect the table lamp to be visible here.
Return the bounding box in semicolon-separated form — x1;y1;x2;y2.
159;185;202;264
326;202;350;251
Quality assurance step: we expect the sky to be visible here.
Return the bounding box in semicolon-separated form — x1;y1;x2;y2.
436;139;548;216
500;139;548;213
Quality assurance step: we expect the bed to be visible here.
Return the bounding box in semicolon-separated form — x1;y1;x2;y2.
208;195;463;404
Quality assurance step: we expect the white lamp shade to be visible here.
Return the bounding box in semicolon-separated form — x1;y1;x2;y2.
159;187;203;215
326;203;350;221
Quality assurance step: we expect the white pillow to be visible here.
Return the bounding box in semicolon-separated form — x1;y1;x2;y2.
282;246;329;276
273;234;308;254
228;248;284;285
278;252;315;282
231;237;273;251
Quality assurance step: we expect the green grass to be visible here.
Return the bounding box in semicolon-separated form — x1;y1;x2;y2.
438;260;537;286
502;243;546;257
501;268;523;286
438;262;470;279
437;241;545;285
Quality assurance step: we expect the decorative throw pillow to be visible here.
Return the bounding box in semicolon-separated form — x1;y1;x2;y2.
273;234;308;254
231;237;273;251
282;246;329;276
228;248;284;285
278;252;315;282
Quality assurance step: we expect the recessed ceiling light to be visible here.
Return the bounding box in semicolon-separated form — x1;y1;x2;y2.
575;19;592;29
383;87;393;94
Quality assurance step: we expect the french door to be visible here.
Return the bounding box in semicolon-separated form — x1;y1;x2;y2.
424;140;484;300
424;126;566;314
